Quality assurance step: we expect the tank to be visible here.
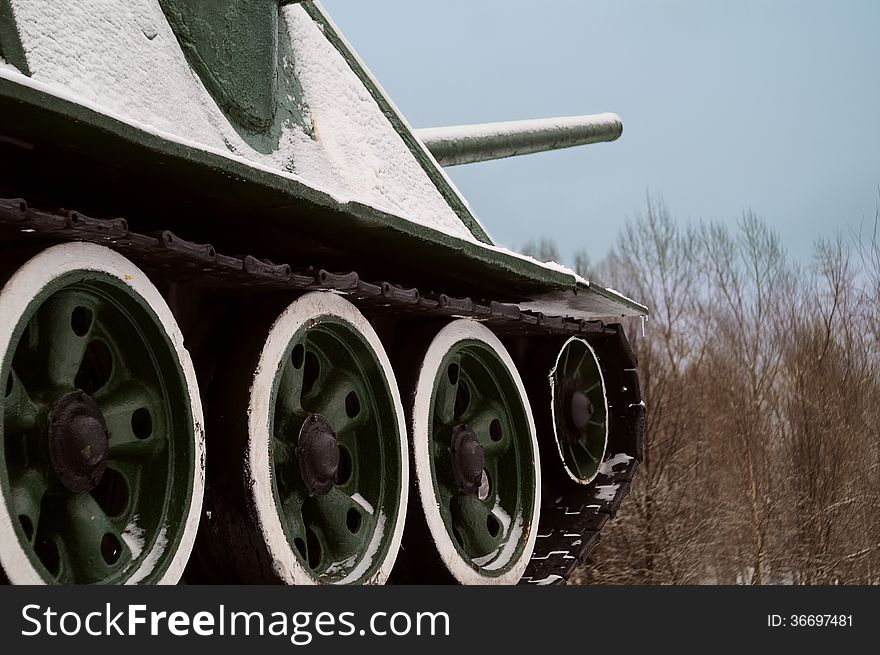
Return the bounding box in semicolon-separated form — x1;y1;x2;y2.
0;1;646;585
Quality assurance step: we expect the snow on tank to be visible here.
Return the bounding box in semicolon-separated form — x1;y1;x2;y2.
0;0;647;320
2;0;476;238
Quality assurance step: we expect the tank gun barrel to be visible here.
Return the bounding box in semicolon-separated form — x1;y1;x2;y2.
416;113;622;167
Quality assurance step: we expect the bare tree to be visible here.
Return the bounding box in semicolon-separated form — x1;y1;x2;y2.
574;197;880;585
573;248;592;279
578;196;721;584
521;237;561;263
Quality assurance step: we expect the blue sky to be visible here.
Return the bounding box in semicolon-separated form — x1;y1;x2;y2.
322;0;880;264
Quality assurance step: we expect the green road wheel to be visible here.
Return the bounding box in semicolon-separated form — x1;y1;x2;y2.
551;337;609;484
0;243;204;584
411;320;540;584
208;292;407;584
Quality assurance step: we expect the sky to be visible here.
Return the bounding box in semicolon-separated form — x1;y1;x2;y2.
321;0;880;265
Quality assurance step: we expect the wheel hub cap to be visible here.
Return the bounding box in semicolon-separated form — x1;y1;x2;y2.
450;424;485;495
296;414;340;497
567;388;594;432
48;391;110;493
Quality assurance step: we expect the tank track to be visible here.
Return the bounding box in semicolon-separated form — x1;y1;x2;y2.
0;196;644;585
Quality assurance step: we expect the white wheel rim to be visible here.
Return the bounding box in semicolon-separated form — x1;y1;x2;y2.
550;337;609;485
0;242;205;585
247;292;408;584
412;319;541;585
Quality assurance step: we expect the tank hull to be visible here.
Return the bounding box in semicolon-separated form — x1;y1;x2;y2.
0;1;646;585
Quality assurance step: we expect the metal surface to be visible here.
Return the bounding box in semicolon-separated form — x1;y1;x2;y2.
0;2;646;319
552;338;609;483
271;316;403;582
0;0;28;74
417;114;623;167
0;197;631;339
429;338;537;579
568;389;594;431
0;2;495;245
0;69;645;317
0;0;648;586
296;414;340;498
450;425;485;496
0;265;196;584
48;391;110;494
159;1;308;131
0;196;643;584
299;2;492;243
520;330;644;585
